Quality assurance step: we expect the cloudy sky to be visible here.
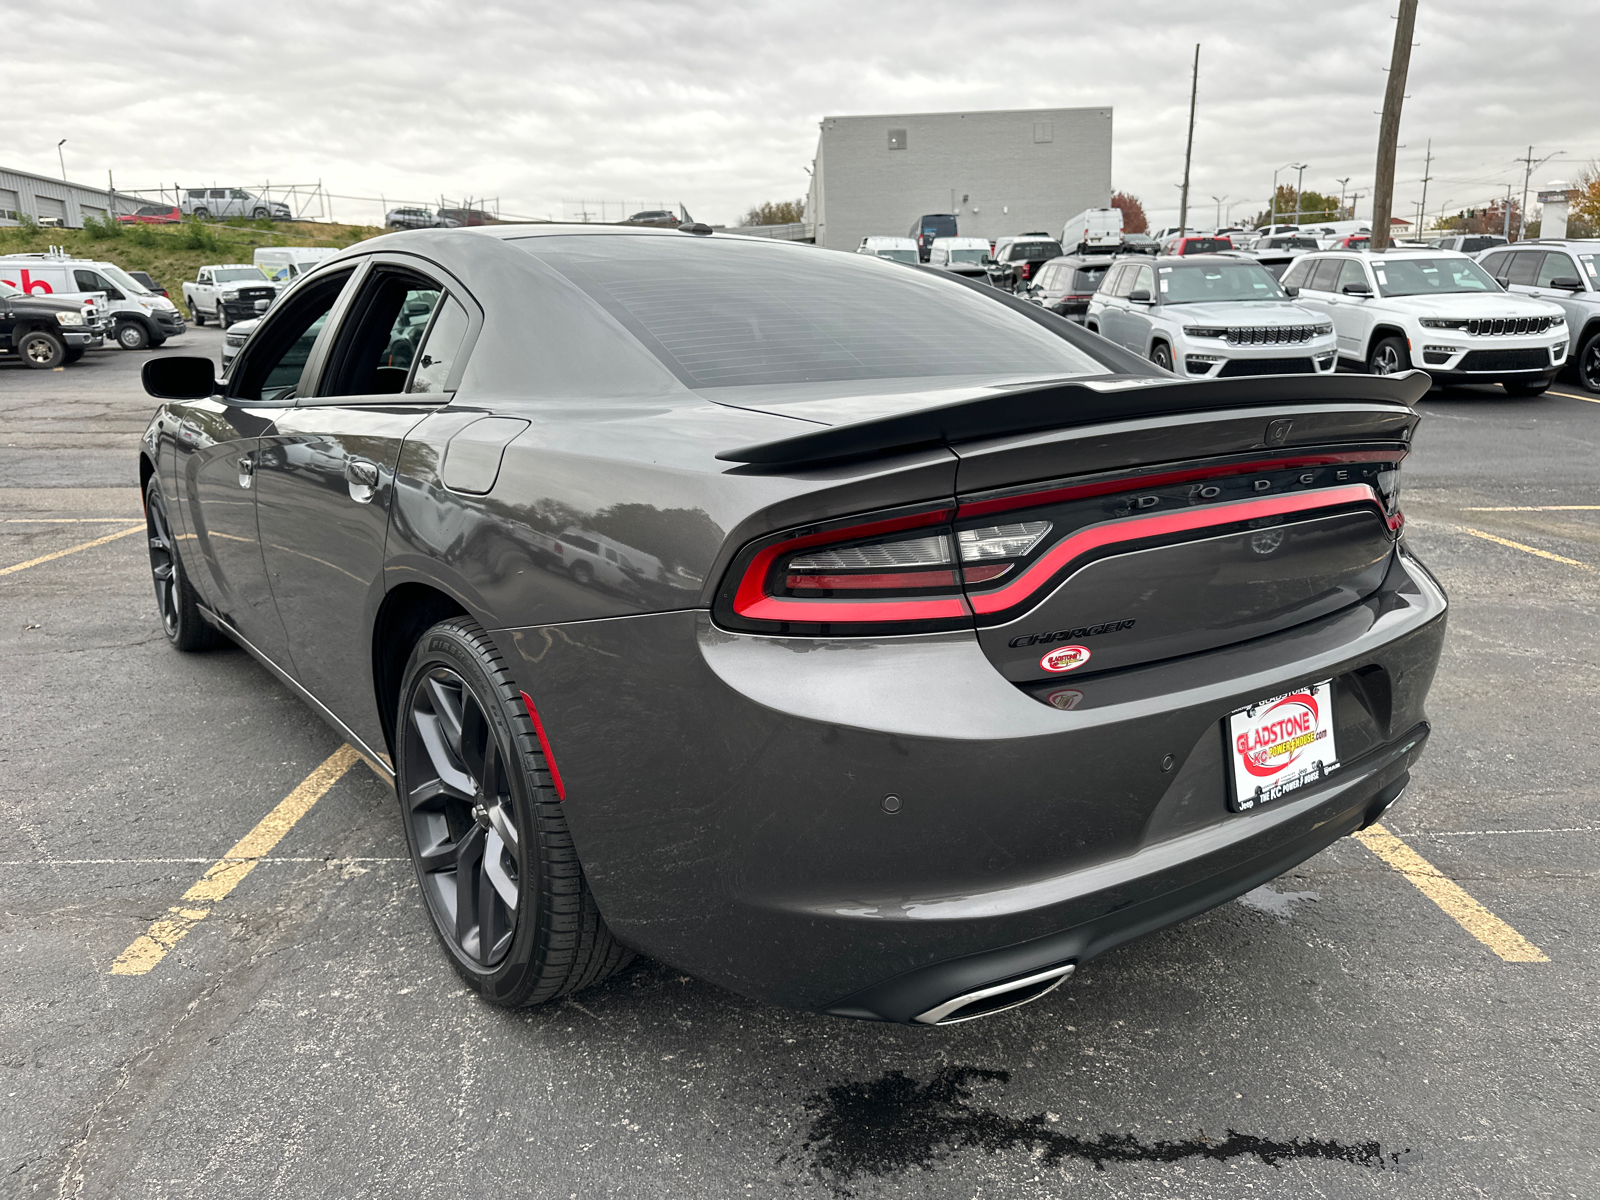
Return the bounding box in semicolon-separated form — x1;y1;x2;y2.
10;0;1597;229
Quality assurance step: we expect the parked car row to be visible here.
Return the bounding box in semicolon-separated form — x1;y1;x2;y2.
0;250;186;351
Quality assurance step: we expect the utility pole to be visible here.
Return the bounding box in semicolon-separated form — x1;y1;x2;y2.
1178;43;1200;237
1515;145;1562;240
1294;163;1307;223
1370;0;1418;251
1502;184;1514;240
1417;139;1433;234
1336;177;1351;219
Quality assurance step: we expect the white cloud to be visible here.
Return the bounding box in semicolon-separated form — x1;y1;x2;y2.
8;0;1596;229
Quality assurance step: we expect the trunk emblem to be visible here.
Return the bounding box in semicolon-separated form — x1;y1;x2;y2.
1046;688;1084;710
1040;644;1091;673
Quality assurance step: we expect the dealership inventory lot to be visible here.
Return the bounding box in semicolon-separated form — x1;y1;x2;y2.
1;341;1595;1197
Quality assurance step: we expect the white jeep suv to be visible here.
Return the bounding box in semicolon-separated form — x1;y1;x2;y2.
1085;255;1337;378
1281;249;1568;395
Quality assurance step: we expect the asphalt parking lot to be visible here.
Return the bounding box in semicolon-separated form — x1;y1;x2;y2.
2;331;1596;1198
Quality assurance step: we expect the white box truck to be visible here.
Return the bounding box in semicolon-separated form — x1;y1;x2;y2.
254;246;337;283
1061;207;1124;254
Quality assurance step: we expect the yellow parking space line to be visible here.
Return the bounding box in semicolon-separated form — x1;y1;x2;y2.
1548;389;1600;404
3;517;146;523
1355;823;1549;963
111;744;361;976
1462;527;1592;571
1461;505;1600;512
0;523;145;577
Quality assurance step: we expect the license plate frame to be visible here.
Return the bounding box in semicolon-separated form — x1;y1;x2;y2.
1226;680;1340;812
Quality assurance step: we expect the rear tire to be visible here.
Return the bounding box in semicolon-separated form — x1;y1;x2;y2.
1150;342;1174;372
1367;335;1411;375
192;207;210;221
115;321;149;351
252;207;269;219
191;305;205;326
17;329;65;369
1503;379;1550;396
568;561;594;587
144;476;222;652
395;618;632;1007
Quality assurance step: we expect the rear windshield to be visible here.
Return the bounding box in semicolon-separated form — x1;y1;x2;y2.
1071;265;1110;291
1010;241;1063;261
920;217;957;238
1180;238;1232;254
874;249;918;263
520;235;1105;388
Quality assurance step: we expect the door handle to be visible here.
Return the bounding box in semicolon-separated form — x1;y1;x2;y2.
345;459;379;487
237;453;255;489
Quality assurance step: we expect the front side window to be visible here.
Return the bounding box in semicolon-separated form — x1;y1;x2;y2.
520;234;1105;389
1158;262;1285;303
1336;260;1370;293
1280;259;1314;289
1307;259;1344;293
99;264;152;296
1104;264;1132;296
1372;257;1499;297
320;272;442;397
1131;265;1155;296
1535;253;1579;287
231;271;353;402
73;269;120;297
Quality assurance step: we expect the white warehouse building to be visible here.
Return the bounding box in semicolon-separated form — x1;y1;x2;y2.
805;106;1113;252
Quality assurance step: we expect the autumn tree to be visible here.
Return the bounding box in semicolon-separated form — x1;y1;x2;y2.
1250;186;1345;228
742;199;805;226
1110;191;1147;234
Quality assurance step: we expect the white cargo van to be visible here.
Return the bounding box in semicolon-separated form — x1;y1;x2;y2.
856;237;920;264
254;246;337;283
1061;207;1124;253
0;250;186;349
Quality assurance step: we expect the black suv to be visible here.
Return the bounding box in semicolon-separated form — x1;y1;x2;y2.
0;280;104;368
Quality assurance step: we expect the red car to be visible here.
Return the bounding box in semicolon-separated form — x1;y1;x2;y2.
1163;235;1235;256
117;204;182;225
1334;234;1371;249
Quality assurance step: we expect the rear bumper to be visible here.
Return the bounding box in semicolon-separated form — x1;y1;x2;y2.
498;546;1446;1018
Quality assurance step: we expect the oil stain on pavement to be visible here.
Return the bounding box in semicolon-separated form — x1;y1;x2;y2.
797;1066;1411;1193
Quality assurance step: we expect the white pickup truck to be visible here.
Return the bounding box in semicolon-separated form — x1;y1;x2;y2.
182;264;281;330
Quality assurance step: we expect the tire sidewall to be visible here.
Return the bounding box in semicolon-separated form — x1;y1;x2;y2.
395;622;545;1003
20;330;64;368
117;321;148;350
1369;336;1409;375
1580;333;1600;393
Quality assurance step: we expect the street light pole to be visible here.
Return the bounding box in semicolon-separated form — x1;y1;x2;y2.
1336;177;1351;220
1294;163;1307;223
1211;195;1228;228
56;139;67;182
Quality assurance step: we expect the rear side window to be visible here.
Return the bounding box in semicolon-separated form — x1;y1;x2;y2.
1479;251;1512;279
1280;259;1314;289
1506;252;1542;286
409;297;471;393
1072;265;1108;292
1307;259;1343;293
519;235;1104;389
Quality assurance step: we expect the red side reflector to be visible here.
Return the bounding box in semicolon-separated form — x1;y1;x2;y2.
520;691;565;800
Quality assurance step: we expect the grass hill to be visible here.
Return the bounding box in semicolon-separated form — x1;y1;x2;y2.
0;217;386;315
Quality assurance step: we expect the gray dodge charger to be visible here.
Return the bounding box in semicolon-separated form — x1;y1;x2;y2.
138;225;1446;1025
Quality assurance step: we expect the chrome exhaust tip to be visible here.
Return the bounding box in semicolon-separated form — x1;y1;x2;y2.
913;962;1076;1025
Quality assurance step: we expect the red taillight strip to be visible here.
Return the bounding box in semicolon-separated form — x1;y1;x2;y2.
969;484;1385;616
731;507;956;621
520;691;566;801
957;450;1400;519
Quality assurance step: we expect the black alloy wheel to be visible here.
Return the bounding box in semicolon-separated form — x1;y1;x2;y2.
1368;335;1410;376
144;477;220;651
396;619;631;1006
1150;342;1174;372
1579;332;1600;394
116;321;149;351
18;329;65;369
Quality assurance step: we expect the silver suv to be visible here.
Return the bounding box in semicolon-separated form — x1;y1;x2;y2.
1477;240;1600;392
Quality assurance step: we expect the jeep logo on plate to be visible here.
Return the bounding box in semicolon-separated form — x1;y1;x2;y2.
1040;644;1091;673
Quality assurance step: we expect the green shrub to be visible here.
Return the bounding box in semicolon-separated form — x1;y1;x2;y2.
177;218;224;253
83;214;123;240
126;224;159;248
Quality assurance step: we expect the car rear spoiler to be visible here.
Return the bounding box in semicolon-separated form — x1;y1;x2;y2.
715;370;1432;468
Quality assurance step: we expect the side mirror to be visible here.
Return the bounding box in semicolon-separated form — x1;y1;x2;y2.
142;356;215;400
1128;288;1152;302
1341;282;1372;296
1549;276;1585;291
1283;284;1300;297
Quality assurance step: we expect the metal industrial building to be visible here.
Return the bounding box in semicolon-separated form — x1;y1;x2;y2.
0;165;143;227
805;106;1113;251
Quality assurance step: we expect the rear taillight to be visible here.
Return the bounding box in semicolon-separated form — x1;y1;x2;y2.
715;452;1405;636
718;506;973;634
